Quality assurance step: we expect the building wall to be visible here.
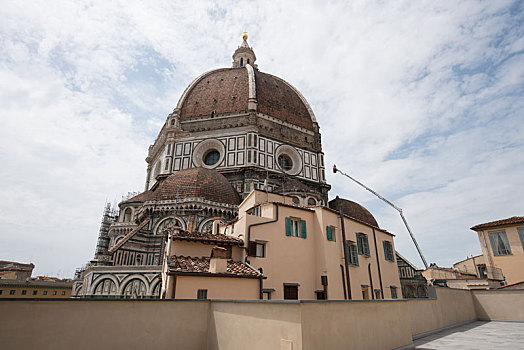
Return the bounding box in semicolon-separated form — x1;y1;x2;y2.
453;255;485;276
233;190;401;300
3;288;522;350
407;287;477;337
0;285;71;298
172;275;259;300
472;289;524;320
476;224;524;285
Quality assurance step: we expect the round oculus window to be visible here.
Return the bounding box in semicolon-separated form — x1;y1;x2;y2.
204;150;220;166
278;154;293;171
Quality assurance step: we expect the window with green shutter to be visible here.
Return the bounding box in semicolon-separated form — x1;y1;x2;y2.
285;217;305;238
326;225;335;241
383;241;394;261
300;220;307;238
356;233;370;257
285;217;292;236
345;241;359;266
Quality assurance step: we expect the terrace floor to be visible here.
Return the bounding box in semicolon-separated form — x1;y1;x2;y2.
414;320;524;349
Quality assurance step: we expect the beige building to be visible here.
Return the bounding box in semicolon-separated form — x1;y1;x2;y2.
0;260;73;298
471;216;524;285
161;228;262;300
213;190;402;300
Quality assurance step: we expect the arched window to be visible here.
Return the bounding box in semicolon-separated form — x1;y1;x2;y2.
291;196;300;205
94;279;117;296
240;57;244;67
307;198;316;206
122;279;147;299
123;208;132;222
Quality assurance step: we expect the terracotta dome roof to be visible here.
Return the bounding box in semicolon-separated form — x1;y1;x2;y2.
329;196;379;228
177;67;316;131
151;167;241;205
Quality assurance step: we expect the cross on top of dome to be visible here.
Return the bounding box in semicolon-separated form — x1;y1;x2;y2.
232;33;257;69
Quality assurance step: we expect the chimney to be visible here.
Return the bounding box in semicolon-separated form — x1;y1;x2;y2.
209;246;228;274
212;217;221;235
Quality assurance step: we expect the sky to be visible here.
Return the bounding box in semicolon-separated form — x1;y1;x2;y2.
0;0;522;277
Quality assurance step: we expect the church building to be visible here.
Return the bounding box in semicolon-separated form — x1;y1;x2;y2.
72;35;401;300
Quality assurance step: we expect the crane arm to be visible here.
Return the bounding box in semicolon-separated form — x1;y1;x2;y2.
333;164;429;269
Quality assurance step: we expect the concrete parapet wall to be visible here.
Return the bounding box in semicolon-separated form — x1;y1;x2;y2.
472;289;524;321
1;288;523;350
408;287;477;337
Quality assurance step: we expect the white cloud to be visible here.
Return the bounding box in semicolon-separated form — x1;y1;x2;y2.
0;0;522;275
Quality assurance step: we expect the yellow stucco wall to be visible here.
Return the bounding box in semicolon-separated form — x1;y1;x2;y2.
173;275;259;300
233;191;401;301
300;300;412;350
472;289;524;320
0;285;71;298
1;289;523;350
476;224;524;284
408;287;477;337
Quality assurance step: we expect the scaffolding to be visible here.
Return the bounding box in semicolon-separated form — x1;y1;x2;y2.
95;202;118;258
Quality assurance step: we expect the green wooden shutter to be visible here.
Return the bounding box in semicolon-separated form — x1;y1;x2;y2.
301;220;307;238
364;235;370;256
357;234;363;255
351;244;359;266
326;226;332;241
285;217;292;236
383;241;387;259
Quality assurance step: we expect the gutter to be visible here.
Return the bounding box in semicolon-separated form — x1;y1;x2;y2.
368;263;375;300
372;228;384;298
339;207;352;299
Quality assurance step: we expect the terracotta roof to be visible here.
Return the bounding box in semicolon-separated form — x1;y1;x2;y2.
471;216;524;230
254;70;314;130
121;190;154;204
151;167;241;205
178;67;315;131
171;230;243;245
180;68;249;119
168;256;260;277
329;196;379;228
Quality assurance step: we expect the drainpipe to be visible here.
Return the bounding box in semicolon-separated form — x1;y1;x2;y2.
340;265;347;300
339;207;352;299
372;228;384;298
245;203;279;262
368;263;375;300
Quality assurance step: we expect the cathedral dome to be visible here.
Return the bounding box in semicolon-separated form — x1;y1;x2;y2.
151;167;241;205
329;196;379;228
175;40;317;131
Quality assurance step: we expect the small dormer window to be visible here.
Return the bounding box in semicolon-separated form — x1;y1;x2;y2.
240;57;243;67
